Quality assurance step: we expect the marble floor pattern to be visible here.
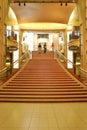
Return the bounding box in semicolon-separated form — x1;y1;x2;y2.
0;102;87;130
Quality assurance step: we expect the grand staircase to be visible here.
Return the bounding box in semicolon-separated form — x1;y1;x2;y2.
0;51;87;102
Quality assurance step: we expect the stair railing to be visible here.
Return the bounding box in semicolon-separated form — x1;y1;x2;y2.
54;50;87;85
0;52;30;84
54;50;75;71
79;68;87;85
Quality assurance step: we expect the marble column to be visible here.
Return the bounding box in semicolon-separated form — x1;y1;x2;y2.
19;30;23;67
0;0;9;69
80;0;87;70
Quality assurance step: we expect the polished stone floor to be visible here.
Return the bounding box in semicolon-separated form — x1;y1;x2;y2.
0;102;87;130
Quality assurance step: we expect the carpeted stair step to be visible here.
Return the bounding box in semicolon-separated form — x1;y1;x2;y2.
5;84;81;86
1;91;87;95
7;80;80;84
10;77;77;80
0;88;86;92
32;51;54;60
20;76;73;78
0;99;86;102
0;88;87;94
0;94;87;102
1;98;87;102
2;86;83;89
0;94;87;98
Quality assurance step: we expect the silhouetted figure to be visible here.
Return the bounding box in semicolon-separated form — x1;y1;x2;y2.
38;43;42;54
43;43;47;53
51;42;54;51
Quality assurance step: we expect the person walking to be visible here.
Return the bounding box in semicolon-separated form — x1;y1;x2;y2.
51;42;54;51
38;43;42;54
43;43;47;53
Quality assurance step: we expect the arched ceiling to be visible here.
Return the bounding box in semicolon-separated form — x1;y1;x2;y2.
9;0;78;30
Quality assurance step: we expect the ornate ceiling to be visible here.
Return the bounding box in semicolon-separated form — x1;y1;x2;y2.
9;0;78;3
8;0;77;30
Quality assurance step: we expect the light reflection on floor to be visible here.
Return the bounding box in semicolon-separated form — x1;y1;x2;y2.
0;102;87;130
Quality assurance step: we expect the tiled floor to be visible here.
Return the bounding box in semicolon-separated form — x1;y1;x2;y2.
0;102;87;130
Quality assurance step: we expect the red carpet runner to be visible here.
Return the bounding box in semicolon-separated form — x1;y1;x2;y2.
0;51;87;102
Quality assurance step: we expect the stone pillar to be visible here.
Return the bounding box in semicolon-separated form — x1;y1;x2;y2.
79;0;87;70
53;33;59;51
19;30;23;65
0;0;9;69
34;33;38;51
64;30;67;58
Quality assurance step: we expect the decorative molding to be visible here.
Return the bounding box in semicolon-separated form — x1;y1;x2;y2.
10;0;78;3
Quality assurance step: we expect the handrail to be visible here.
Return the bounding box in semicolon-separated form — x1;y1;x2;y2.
0;51;30;83
54;50;87;85
79;68;87;85
55;50;74;66
0;67;8;73
79;68;87;73
54;50;77;70
79;67;87;80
